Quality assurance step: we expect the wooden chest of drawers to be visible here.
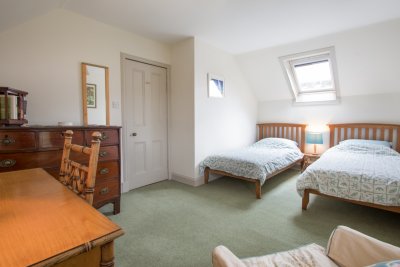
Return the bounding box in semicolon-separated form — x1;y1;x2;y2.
0;126;121;214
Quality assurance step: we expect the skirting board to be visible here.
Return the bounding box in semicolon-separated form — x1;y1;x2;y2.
171;172;222;187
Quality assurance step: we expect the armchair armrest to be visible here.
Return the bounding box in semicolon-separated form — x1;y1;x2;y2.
212;245;246;267
326;225;400;267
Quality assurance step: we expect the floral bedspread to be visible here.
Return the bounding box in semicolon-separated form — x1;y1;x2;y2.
200;138;303;185
297;143;400;206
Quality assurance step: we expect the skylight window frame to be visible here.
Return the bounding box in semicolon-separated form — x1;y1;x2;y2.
280;47;340;105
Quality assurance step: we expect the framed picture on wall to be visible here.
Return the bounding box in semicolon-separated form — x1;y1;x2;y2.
208;73;225;98
86;84;97;108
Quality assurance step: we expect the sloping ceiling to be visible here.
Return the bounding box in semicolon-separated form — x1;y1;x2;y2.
0;0;65;33
236;18;400;101
1;0;400;54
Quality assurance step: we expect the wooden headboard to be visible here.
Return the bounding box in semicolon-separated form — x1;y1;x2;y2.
257;123;307;152
328;123;400;152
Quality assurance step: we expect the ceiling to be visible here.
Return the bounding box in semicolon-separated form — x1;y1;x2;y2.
1;0;400;54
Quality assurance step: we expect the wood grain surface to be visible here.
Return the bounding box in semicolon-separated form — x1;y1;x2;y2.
0;168;123;267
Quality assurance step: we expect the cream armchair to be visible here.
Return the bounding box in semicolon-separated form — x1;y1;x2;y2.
212;226;400;267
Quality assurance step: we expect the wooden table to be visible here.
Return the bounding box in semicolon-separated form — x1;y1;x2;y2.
0;168;124;267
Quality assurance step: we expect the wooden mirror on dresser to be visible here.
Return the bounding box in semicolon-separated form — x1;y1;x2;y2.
81;63;110;125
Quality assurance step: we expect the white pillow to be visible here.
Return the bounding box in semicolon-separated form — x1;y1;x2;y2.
255;137;298;149
339;139;391;148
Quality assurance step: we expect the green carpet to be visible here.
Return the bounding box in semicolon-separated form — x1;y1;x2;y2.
102;169;400;267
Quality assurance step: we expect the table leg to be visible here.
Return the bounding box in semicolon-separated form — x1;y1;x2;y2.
100;241;115;267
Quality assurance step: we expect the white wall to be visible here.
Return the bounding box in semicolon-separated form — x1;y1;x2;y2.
236;19;400;153
0;9;171;126
169;38;258;184
194;38;258;180
170;38;196;180
258;93;400;153
258;93;400;125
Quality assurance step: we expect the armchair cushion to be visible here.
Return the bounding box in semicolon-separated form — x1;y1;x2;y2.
241;243;337;267
213;244;338;267
326;226;400;267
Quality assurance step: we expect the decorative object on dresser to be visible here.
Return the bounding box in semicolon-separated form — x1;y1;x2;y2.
60;130;102;205
0;87;28;126
0;125;121;214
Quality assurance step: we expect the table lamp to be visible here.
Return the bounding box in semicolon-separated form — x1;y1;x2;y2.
306;132;323;155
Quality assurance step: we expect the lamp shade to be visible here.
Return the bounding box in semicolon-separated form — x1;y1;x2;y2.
306;132;323;144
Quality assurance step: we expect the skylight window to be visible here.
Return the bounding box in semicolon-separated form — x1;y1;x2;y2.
280;47;339;104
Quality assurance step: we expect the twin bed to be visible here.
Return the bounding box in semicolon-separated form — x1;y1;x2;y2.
202;123;400;214
298;123;400;214
202;123;306;199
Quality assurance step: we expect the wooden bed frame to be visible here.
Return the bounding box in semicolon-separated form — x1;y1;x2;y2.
302;123;400;213
204;123;306;199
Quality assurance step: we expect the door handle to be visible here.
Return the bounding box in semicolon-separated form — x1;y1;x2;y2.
130;133;137;136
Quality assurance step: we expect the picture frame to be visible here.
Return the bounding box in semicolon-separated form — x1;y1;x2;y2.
86;84;97;108
208;73;225;98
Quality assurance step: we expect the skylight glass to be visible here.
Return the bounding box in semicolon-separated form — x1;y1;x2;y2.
279;47;339;104
294;60;333;92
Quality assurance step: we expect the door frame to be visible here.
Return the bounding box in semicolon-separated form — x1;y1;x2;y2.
120;53;171;193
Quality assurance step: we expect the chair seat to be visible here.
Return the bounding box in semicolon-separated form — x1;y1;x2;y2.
241;243;337;267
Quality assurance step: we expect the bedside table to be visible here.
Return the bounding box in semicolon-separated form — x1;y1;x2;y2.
301;153;321;172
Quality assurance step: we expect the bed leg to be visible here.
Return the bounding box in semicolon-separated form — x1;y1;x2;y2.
255;180;261;199
302;189;309;210
204;167;210;184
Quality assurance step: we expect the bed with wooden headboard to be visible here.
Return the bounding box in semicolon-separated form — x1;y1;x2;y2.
301;123;400;213
204;123;306;199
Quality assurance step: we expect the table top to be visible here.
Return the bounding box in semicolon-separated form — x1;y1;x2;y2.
0;168;123;267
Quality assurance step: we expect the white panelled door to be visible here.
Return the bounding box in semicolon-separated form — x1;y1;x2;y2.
123;59;168;190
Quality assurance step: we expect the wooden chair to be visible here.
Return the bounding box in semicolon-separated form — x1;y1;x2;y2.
59;130;101;205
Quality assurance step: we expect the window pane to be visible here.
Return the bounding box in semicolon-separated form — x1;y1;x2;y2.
294;60;333;92
296;91;337;103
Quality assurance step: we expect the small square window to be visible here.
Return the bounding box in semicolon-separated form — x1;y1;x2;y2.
280;47;339;104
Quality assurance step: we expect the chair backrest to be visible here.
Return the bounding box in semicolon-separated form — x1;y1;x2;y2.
59;130;101;205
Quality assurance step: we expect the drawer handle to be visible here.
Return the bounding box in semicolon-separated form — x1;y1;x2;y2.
0;159;16;168
99;168;109;175
99;132;108;141
1;137;15;145
99;151;108;157
100;187;109;195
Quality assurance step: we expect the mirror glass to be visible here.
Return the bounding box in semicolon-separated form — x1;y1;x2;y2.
81;63;109;125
